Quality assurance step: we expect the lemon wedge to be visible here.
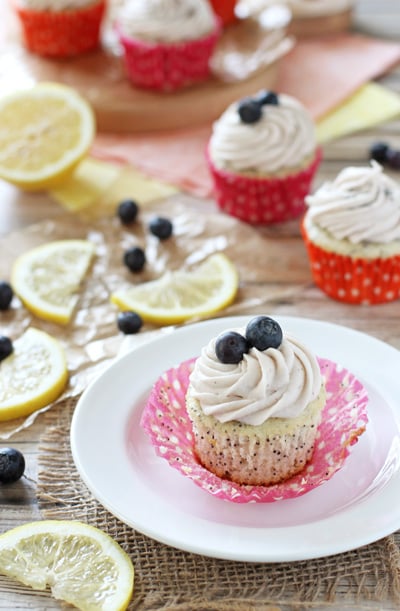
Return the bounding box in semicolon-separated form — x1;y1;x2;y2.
0;327;68;422
0;82;95;191
0;520;134;611
111;252;239;325
11;239;96;325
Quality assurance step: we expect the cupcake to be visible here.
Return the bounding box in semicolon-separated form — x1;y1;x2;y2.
115;0;221;92
186;315;326;486
207;90;322;224
236;0;353;37
12;0;106;57
302;162;400;305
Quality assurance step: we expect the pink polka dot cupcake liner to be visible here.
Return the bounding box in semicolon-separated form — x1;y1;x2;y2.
206;147;322;225
140;356;368;504
13;0;106;57
301;223;400;305
116;19;221;92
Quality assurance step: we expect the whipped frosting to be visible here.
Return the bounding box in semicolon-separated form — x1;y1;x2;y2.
117;0;216;43
305;162;400;245
209;93;316;174
237;0;353;18
17;0;97;10
188;328;321;425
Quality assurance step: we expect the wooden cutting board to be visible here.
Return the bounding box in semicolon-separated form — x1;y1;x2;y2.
0;3;291;133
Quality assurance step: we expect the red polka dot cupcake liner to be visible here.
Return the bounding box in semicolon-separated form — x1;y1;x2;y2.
206;147;322;225
140;356;368;504
13;0;106;58
116;19;221;92
301;223;400;305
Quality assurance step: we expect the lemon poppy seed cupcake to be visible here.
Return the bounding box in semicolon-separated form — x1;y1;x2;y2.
186;315;325;486
302;162;400;304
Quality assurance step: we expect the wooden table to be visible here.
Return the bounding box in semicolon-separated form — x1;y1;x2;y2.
0;1;400;609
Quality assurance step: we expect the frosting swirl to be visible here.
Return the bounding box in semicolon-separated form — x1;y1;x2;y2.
17;0;97;10
209;93;316;174
188;328;321;425
117;0;216;43
305;162;400;244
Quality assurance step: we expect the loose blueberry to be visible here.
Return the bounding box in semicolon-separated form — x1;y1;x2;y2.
0;281;13;310
0;448;25;484
117;311;143;335
0;336;13;362
237;99;262;124
123;247;146;272
386;148;400;171
117;199;139;224
369;141;390;164
215;331;249;364
255;90;279;106
245;316;283;351
148;217;173;240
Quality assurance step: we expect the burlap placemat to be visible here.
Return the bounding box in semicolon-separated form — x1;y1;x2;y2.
37;397;400;611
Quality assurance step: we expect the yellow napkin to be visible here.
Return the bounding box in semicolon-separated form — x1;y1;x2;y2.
50;158;178;214
316;82;400;144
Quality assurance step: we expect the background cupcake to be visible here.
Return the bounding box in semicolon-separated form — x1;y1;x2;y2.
207;90;321;224
115;0;221;92
236;0;354;37
186;316;325;486
12;0;106;57
302;162;400;305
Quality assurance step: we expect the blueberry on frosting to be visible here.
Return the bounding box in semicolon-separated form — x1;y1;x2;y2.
237;91;280;124
255;90;279;106
215;316;282;364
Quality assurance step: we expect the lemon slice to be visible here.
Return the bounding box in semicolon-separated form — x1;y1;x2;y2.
0;520;134;611
11;239;96;325
111;253;239;325
0;82;95;190
0;327;68;422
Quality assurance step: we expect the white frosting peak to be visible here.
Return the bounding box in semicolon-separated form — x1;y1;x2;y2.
305;162;400;244
189;327;321;425
117;0;216;43
209;93;316;174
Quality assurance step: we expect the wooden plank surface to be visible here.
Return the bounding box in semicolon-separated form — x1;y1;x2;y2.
0;1;400;608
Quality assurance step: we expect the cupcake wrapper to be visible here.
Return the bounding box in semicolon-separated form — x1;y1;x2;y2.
140;356;368;504
117;19;221;92
207;147;322;225
302;222;400;305
13;0;105;57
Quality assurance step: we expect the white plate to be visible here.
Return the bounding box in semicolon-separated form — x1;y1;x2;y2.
71;316;400;562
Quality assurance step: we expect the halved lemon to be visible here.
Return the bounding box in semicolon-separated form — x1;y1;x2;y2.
0;327;68;422
0;82;95;190
0;520;134;611
111;252;239;325
11;239;96;325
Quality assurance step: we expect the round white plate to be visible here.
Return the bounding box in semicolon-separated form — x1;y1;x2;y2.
70;315;400;562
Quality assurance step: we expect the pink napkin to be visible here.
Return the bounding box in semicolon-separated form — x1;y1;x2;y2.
91;33;400;198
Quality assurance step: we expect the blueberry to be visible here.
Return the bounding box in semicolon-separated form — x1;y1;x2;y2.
0;336;13;362
148;217;173;240
123;247;146;272
117;311;143;335
245;316;283;351
215;331;249;364
117;199;139;224
369;142;390;164
255;90;279;106
0;281;13;310
0;448;25;484
237;99;262;124
386;148;400;171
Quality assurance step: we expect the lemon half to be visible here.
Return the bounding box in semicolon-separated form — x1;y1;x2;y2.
0;82;95;190
11;239;96;325
0;327;68;422
111;252;239;325
0;520;134;611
